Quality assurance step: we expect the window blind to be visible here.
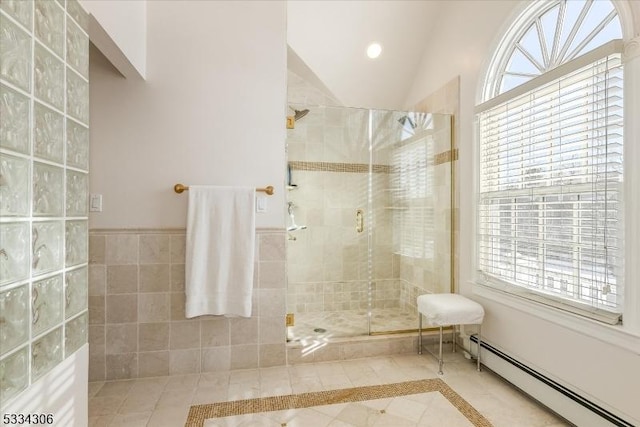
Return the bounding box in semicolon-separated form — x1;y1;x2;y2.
476;49;624;323
391;137;435;259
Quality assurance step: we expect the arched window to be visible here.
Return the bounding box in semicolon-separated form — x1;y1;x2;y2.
483;0;623;99
476;0;625;323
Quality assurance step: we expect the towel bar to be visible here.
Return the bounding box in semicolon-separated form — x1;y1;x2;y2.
173;184;274;195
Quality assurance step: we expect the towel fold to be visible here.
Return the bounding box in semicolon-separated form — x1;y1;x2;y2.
185;186;255;318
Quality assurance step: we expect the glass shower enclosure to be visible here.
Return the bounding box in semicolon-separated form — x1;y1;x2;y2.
285;105;452;341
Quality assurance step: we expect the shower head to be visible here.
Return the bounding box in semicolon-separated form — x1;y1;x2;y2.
398;115;415;129
289;106;310;121
294;109;309;121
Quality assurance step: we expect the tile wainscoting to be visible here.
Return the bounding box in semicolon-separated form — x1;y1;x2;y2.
88;228;287;381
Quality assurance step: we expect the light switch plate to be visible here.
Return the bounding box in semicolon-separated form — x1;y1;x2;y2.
256;195;267;213
89;194;102;212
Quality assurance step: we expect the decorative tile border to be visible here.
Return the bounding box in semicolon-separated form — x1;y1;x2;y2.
289;161;392;174
88;227;285;235
434;148;459;165
185;378;493;427
288;153;456;174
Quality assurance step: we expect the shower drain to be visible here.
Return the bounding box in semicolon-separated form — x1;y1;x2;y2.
313;328;327;333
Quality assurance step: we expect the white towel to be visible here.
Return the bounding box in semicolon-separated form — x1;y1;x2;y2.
185;186;255;318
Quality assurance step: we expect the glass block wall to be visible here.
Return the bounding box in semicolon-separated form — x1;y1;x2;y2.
0;0;89;406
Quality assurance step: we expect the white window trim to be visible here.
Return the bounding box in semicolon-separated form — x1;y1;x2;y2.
472;0;640;350
476;44;625;321
620;36;640;334
472;37;640;350
472;281;640;353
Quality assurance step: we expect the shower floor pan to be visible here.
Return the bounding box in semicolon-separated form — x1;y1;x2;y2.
288;307;418;342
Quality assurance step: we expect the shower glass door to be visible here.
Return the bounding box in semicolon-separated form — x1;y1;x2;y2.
286;105;371;341
369;110;453;334
285;105;453;341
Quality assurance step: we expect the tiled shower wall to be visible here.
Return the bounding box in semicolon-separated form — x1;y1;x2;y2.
285;168;399;313
286;106;399;314
410;77;460;295
0;0;89;406
88;229;287;381
396;113;454;307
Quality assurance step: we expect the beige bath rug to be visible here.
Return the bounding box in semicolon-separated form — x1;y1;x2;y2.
184;378;493;426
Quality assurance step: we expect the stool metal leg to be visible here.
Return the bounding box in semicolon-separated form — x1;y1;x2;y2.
452;325;456;353
418;313;422;355
438;326;443;375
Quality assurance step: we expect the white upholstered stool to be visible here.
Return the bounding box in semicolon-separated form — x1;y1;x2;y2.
417;293;485;374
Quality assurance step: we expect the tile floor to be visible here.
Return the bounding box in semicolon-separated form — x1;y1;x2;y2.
88;351;571;427
290;308;418;341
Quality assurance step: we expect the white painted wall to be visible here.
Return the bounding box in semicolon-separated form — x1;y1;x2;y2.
80;0;147;78
405;1;640;424
89;0;287;229
2;346;89;427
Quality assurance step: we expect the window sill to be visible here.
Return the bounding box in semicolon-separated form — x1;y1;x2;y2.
471;281;640;354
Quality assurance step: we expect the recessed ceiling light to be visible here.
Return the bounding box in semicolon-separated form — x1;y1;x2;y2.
366;42;382;59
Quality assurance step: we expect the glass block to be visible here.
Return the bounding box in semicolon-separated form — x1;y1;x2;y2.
64;312;87;356
0;0;33;30
34;43;64;110
31;327;62;381
66;18;88;78
34;102;64;163
67;70;88;124
0;83;30;154
0;153;29;216
0;346;28;403
32;221;64;276
33;162;64;216
32;274;63;337
66;0;88;32
65;220;87;267
0;222;29;286
66;119;89;170
34;0;64;57
0;285;29;356
65;266;87;318
66;170;87;216
0;14;31;91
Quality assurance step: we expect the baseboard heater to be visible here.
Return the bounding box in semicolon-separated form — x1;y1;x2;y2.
470;336;634;427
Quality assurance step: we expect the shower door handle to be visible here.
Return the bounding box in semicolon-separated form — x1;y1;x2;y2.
356;209;364;233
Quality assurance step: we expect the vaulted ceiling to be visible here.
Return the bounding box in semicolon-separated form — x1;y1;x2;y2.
287;1;444;111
